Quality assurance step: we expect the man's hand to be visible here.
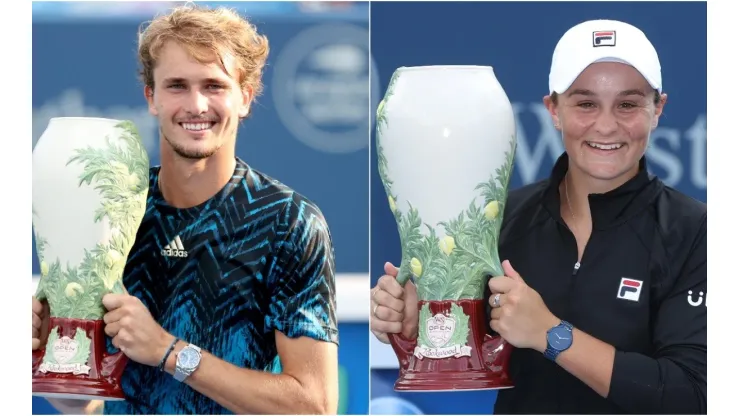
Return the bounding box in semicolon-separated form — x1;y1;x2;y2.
102;293;173;367
370;262;418;343
32;296;49;350
488;260;559;352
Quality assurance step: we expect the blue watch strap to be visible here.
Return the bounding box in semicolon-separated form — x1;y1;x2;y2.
543;345;559;361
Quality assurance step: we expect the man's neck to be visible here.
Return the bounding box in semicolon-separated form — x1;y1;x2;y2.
158;148;237;209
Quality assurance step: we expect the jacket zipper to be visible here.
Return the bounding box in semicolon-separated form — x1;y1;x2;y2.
565;223;592;322
561;220;585;276
573;234;594;277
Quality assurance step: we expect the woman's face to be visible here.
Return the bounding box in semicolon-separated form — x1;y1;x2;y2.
544;61;667;186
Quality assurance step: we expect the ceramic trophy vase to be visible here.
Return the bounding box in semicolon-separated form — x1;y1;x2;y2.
32;117;149;400
376;66;517;391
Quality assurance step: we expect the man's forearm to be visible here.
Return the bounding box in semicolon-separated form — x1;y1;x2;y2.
163;341;333;415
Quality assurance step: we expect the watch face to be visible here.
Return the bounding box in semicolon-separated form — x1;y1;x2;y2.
178;347;201;369
547;328;573;350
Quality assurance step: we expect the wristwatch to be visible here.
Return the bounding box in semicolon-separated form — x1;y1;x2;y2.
174;344;202;382
544;320;573;361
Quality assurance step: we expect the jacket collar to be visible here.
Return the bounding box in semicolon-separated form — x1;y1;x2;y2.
541;152;660;230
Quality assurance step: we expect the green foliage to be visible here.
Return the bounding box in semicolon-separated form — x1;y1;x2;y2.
448;304;470;347
70;327;91;365
34;121;148;319
417;304;433;348
376;129;517;300
375;69;401;134
42;328;59;364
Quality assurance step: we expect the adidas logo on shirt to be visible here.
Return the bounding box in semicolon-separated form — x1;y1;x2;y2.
161;235;188;258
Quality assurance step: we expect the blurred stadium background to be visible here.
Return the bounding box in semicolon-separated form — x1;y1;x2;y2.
32;1;370;414
369;1;706;414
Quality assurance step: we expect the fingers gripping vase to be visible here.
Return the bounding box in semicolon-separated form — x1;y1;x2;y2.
32;117;149;400
376;66;517;391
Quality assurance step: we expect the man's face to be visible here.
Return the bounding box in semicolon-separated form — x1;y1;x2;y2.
145;40;251;160
545;61;667;182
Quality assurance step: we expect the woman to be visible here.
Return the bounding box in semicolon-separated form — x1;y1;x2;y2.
370;19;706;414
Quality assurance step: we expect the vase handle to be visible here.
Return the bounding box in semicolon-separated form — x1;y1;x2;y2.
388;332;417;374
481;334;513;374
101;349;128;379
32;348;45;373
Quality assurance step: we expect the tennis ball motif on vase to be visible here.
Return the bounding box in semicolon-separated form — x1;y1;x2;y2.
484;201;499;220
410;258;422;278
438;236;455;256
64;283;84;298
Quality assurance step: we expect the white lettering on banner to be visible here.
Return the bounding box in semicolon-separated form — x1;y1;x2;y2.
512;103;707;191
32;89;159;157
413;344;473;359
647;127;682;185
686;115;707;189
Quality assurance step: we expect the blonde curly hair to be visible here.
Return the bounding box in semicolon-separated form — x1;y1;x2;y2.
137;4;269;98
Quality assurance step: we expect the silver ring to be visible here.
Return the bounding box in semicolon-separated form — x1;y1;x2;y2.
492;293;501;308
373;303;379;317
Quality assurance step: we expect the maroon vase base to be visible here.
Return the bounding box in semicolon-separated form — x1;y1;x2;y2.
389;299;514;392
32;317;128;401
393;369;514;392
32;378;125;401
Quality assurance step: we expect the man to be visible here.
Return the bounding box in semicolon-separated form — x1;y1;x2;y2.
32;5;339;414
371;19;706;414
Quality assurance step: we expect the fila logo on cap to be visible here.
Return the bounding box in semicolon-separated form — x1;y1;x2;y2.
593;30;616;47
617;278;643;302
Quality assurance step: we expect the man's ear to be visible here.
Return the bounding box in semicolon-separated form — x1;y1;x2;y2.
144;85;157;116
238;85;253;119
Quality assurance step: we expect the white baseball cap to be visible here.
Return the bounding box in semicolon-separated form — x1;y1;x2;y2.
548;19;662;94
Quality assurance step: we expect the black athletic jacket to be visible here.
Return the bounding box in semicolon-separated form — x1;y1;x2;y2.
490;152;707;414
